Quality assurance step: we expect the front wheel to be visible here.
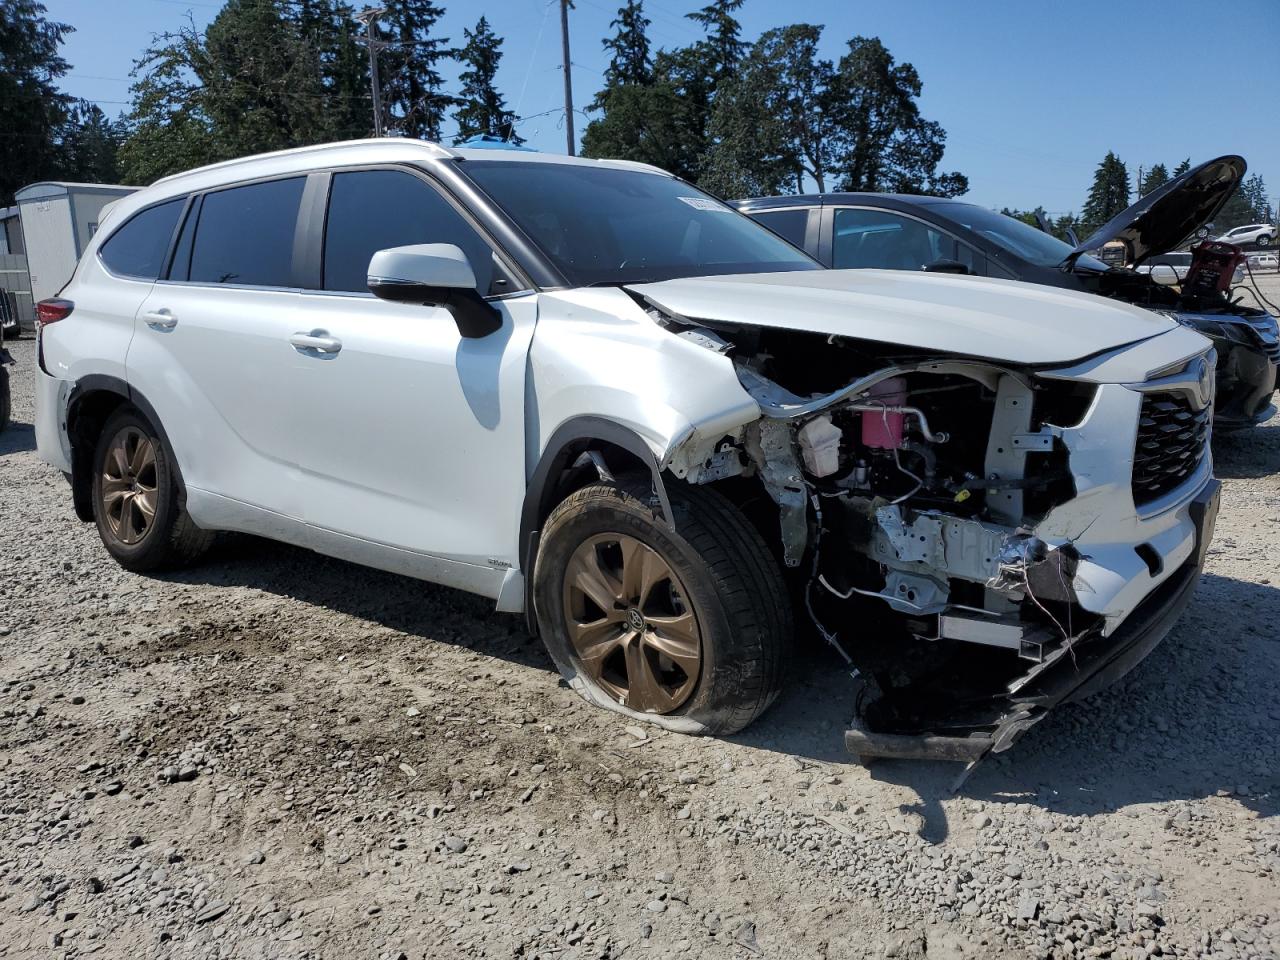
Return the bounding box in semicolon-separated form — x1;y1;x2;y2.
1258;234;1272;246
91;407;213;572
533;478;790;736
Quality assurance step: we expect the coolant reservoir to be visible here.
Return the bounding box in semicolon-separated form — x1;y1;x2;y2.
798;415;843;477
861;377;907;449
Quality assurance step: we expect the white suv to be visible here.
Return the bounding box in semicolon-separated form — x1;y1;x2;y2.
35;140;1220;761
1215;223;1273;246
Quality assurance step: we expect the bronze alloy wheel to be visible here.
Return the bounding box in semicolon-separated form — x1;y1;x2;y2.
100;425;159;545
561;533;702;714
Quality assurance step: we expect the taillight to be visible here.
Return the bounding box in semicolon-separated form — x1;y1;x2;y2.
36;298;74;326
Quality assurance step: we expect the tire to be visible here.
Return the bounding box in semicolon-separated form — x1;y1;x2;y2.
1258;234;1272;247
533;477;790;736
90;406;213;572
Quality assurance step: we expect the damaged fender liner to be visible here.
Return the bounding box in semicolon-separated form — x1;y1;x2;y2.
846;479;1219;763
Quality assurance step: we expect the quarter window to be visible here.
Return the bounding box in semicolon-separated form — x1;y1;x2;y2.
749;208;810;251
188;178;306;287
832;207;975;272
98;199;184;280
322;169;496;294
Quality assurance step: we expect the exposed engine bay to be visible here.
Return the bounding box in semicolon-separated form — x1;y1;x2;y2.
638;293;1218;776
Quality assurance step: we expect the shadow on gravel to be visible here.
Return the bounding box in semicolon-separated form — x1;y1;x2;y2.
1213;422;1280;478
159;533;556;674
737;572;1280;843
0;420;36;455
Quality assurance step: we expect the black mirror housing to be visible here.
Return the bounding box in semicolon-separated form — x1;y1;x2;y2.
923;259;971;275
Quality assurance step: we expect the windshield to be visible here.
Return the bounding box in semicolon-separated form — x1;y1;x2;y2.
936;202;1109;272
461;160;819;285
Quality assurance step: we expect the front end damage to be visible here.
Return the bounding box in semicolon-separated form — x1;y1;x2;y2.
651;303;1220;768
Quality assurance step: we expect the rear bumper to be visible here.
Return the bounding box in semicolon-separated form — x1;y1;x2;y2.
845;478;1219;763
35;367;73;473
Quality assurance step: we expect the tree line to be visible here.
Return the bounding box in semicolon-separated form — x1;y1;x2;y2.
1;0;965;202
3;0;1274;241
1004;152;1273;246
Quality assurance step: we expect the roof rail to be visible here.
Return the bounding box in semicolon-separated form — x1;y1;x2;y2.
153;138;455;186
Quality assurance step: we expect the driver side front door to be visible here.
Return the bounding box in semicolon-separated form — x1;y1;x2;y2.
287;167;536;588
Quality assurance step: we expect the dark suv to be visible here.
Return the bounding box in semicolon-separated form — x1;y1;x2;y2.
735;156;1278;429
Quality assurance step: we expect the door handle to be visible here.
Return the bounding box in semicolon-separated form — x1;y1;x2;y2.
143;310;178;330
290;331;343;354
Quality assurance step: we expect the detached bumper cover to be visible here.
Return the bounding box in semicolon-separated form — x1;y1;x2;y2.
846;479;1220;763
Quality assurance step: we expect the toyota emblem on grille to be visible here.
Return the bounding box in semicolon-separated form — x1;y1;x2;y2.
1193;357;1213;407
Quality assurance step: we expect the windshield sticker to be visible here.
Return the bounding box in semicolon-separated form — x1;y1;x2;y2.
677;196;731;212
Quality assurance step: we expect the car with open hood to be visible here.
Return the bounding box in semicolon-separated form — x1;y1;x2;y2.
35;139;1219;767
734;156;1278;430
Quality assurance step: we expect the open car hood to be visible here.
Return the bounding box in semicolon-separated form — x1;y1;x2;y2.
626;269;1176;366
1069;155;1246;266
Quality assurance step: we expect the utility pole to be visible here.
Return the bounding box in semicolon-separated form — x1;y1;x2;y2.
559;0;574;155
354;7;388;138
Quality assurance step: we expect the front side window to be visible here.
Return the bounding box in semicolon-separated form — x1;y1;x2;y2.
462;161;818;286
188;178;306;287
936;202;1109;272
98;199;184;280
322;169;496;294
832;207;975;271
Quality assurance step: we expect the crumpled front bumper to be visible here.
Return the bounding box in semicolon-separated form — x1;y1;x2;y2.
844;478;1220;765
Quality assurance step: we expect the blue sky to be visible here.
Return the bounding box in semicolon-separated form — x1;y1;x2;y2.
44;0;1280;215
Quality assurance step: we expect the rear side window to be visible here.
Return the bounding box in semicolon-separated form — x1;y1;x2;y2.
98;199;184;280
749;208;809;251
322;169;495;294
189;178;305;287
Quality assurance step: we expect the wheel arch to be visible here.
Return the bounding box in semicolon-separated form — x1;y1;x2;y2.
66;375;184;523
519;416;675;632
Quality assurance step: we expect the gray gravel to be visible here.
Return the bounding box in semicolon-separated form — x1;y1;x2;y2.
1;335;1277;959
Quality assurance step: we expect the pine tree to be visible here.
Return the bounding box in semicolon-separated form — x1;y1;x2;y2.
296;0;370;140
55;102;123;183
686;0;745;86
1172;158;1191;177
453;17;522;144
378;0;455;141
1241;174;1271;223
1081;152;1130;234
0;0;74;203
599;0;651;96
1139;163;1169;196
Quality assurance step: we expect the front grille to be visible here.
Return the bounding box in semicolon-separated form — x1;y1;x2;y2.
1132;391;1210;506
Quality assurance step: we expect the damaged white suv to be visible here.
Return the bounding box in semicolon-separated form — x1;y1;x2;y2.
35;140;1220;762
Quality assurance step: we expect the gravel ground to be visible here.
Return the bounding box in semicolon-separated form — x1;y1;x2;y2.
1;335;1277;960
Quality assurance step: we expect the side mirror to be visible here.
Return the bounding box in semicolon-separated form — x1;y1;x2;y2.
1149;264;1181;286
368;243;477;301
367;243;500;338
922;259;970;275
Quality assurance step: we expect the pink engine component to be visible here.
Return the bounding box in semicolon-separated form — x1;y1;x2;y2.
860;377;908;449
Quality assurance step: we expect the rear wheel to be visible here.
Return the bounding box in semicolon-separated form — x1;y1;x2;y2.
534;478;790;735
91;407;212;571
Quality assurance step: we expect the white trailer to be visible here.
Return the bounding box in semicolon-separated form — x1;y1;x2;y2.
15;182;139;306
